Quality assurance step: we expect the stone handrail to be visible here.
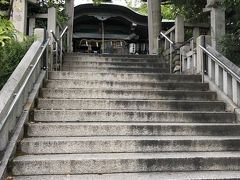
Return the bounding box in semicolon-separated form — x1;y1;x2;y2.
0;29;49;178
159;15;209;74
180;47;197;74
180;36;240;108
200;44;240;106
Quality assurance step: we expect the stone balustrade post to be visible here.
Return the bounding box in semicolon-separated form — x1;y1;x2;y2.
28;17;36;36
65;0;74;52
175;15;184;46
205;0;226;51
196;35;211;74
47;7;57;70
12;0;27;40
47;7;57;45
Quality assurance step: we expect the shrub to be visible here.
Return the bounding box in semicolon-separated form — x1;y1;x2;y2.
0;17;15;46
0;37;33;89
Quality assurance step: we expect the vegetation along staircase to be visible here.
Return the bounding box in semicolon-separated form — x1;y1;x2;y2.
11;54;240;179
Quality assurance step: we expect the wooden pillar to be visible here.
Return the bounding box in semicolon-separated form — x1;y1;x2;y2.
147;0;161;55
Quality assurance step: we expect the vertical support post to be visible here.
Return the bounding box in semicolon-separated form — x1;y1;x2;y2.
12;0;27;40
169;44;173;73
60;38;63;70
223;71;233;98
196;35;211;74
169;31;175;73
34;28;48;71
208;58;215;81
147;0;161;55
101;21;105;54
206;0;226;50
48;7;57;71
164;38;170;51
65;0;74;52
211;8;225;50
232;79;240;106
193;27;200;45
175;15;185;45
215;64;223;90
48;7;57;44
29;17;36;36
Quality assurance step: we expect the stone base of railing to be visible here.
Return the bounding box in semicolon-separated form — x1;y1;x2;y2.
0;71;46;180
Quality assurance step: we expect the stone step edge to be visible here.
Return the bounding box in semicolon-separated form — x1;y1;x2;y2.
12;171;240;180
21;136;240;142
48;71;201;76
40;88;214;93
13;151;240;161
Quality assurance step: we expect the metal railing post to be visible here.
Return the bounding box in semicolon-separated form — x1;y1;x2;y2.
60;38;63;70
170;44;173;73
50;26;68;71
55;42;58;70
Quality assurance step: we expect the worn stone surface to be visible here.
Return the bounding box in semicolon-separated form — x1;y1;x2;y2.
33;110;235;123
10;54;240;178
49;71;202;82
45;80;209;90
20;136;240;154
12;152;240;175
40;88;217;100
37;99;225;111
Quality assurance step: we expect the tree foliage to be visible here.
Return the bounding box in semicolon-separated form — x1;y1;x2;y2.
166;0;208;22
219;0;240;65
0;17;15;46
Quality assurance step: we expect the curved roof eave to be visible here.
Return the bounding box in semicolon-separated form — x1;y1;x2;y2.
74;4;148;26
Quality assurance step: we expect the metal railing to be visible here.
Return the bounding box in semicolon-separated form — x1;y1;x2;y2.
0;39;50;133
160;32;195;74
160;32;174;73
50;26;68;70
0;34;50;175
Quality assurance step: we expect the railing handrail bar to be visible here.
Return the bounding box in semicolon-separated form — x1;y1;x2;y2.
0;38;50;130
164;25;175;37
60;26;68;40
175;37;194;50
160;32;174;45
56;19;63;30
199;44;240;83
50;30;59;43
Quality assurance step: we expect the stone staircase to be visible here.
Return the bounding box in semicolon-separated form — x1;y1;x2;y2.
11;54;240;179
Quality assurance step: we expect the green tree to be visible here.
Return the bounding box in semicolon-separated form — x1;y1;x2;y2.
219;0;240;65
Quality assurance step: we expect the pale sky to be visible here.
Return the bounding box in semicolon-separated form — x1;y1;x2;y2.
74;0;128;6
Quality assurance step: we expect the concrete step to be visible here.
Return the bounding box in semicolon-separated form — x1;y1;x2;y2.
27;122;238;137
20;136;240;154
64;55;163;63
62;66;169;73
40;88;216;100
62;61;167;68
12;152;240;175
49;71;202;82
37;99;225;111
45;80;209;91
12;171;240;180
33;110;235;123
